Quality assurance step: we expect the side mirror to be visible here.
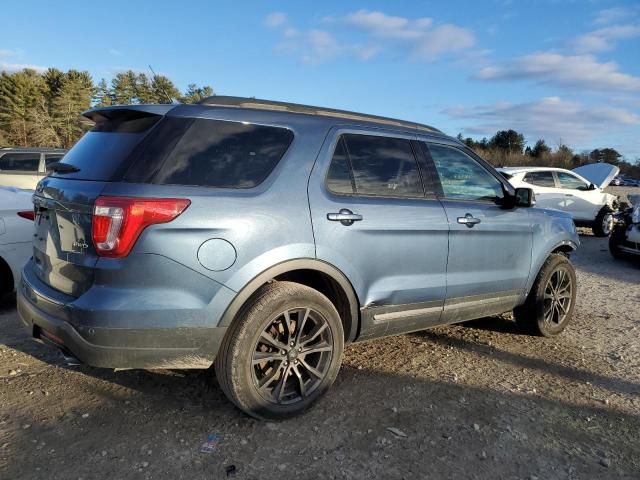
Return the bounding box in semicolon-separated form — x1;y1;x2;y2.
588;183;597;191
515;187;535;207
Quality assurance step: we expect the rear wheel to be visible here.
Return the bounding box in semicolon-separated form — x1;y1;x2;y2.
514;254;576;337
215;281;344;419
592;207;613;237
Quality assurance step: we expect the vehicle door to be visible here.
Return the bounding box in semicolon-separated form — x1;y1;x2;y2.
421;141;532;323
521;170;567;211
308;128;449;339
554;171;597;221
0;152;42;189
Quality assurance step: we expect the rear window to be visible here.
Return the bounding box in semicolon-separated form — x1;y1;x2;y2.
50;110;161;181
125;117;294;188
0;152;40;172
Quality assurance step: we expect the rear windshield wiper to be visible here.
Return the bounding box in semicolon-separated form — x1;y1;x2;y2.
48;162;80;174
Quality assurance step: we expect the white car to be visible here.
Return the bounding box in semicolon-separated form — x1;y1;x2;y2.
0;147;66;190
0;187;35;296
497;163;619;237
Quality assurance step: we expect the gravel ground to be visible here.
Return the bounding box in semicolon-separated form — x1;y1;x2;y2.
1;189;639;480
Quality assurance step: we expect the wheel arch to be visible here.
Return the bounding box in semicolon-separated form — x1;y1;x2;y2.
218;259;361;343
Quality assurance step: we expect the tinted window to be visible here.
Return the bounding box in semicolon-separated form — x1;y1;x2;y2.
326;139;354;194
126;118;293;188
342;134;423;197
524;171;555;188
45;154;64;169
0;153;40;172
426;144;504;201
556;171;587;190
51;111;161;181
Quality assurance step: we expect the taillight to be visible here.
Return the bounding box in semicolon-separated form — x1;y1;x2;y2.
92;196;190;258
17;210;35;221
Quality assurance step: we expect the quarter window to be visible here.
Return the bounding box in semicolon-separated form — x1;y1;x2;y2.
327;134;423;197
426;144;504;202
523;171;555;188
0;153;40;172
326;139;355;194
556;171;587;190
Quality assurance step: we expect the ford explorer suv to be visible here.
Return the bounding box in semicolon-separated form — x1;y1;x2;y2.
18;97;579;419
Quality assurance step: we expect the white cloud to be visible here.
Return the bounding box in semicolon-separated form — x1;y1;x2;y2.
476;52;640;92
593;7;635;26
570;24;640;53
267;10;474;64
0;62;47;73
443;96;640;146
343;10;475;59
265;12;288;28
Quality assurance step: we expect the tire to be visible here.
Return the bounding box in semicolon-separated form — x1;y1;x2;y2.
592;207;614;237
215;281;344;419
513;254;577;337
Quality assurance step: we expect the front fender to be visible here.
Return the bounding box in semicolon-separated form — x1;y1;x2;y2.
526;209;579;294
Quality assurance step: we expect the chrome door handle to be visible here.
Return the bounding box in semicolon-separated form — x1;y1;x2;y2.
327;208;363;226
457;213;481;228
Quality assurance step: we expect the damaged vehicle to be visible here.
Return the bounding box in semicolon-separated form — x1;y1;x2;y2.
610;195;640;261
18;97;579;419
497;164;620;236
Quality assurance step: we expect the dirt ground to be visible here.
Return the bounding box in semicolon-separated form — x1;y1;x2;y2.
1;190;639;480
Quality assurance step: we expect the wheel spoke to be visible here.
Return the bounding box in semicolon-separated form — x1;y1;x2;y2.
301;341;332;356
252;351;284;365
295;308;310;344
301;322;328;346
258;366;282;390
299;359;323;379
273;365;291;402
283;311;293;345
259;331;287;351
292;364;307;398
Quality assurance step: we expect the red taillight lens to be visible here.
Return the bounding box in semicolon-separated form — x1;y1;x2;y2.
17;210;35;221
92;196;190;258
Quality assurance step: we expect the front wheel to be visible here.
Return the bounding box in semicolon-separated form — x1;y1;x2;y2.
215;281;344;419
514;254;577;337
592;207;614;237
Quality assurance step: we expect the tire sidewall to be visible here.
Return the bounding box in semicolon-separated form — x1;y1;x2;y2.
227;284;344;419
532;256;577;337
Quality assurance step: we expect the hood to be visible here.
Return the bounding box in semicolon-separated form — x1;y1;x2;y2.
572;163;620;189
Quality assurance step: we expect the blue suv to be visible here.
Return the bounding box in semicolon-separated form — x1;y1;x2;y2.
18;97;579;418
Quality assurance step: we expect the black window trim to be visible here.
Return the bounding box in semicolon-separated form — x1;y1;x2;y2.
419;140;512;205
323;130;429;201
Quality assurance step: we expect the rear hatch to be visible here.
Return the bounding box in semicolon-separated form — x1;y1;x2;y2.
30;106;173;297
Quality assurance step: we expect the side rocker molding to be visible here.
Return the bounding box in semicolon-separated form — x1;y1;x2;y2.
217;259;361;343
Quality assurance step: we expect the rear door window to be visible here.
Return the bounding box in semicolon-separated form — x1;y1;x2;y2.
0;153;41;172
523;171;555;188
329;134;423;198
125;118;294;188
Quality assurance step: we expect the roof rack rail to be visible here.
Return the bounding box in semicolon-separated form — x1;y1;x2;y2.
197;96;441;133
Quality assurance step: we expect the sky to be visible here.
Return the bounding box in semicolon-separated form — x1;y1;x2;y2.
1;0;639;159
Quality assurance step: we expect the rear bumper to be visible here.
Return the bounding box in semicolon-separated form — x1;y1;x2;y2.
17;266;228;369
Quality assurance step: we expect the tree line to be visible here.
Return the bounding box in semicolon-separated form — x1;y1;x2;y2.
0;68;213;149
457;130;640;179
1;68;638;178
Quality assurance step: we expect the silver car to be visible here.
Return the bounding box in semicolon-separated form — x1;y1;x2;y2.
17;97;579;419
